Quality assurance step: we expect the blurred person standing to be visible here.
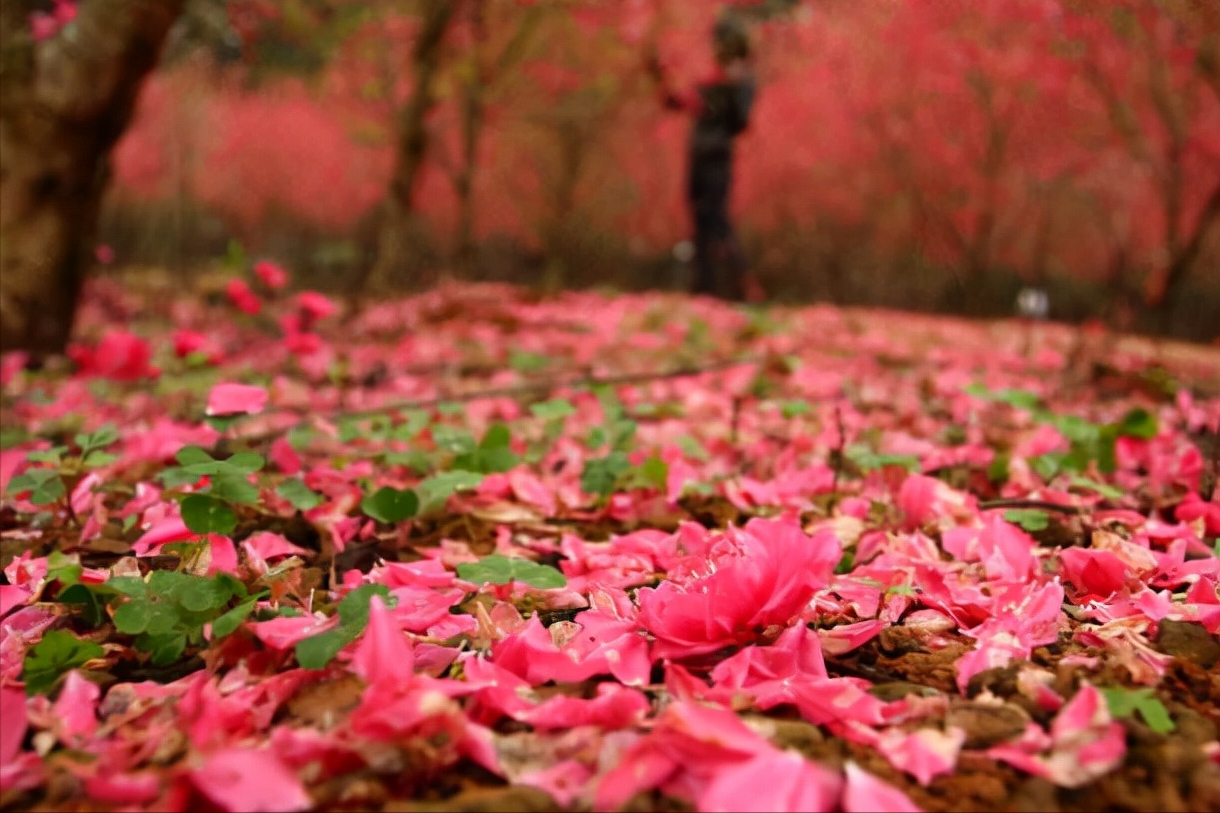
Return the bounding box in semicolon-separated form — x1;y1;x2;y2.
648;9;762;302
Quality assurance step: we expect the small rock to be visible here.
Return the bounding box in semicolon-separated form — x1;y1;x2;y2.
1155;620;1220;669
946;702;1030;749
868;681;940;702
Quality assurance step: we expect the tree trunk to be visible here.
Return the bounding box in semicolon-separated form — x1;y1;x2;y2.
453;5;485;278
1144;179;1220;307
0;0;185;357
362;0;455;295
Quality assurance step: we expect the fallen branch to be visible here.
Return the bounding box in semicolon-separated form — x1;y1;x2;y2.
232;355;764;444
977;498;1088;514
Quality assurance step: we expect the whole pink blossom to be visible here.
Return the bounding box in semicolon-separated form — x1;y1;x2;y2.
637;518;841;659
225;278;262;315
254;260;290;290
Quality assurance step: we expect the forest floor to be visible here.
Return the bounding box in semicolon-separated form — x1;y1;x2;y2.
1;278;1218;813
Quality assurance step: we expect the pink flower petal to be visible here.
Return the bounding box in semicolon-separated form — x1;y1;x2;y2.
519;759;594;808
842;762;922;813
873;727;965;786
350;595;415;686
52;672;99;742
698;750;843;813
191;748;309;812
242;531;310;561
254;260;290;290
1;687;27;764
206;383;269;416
132;516;195;555
517;684;650;731
84;772;161;805
297;291;336;320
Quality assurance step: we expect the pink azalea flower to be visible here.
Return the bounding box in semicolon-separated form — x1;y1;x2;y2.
637;519;840;659
206;382;268;416
296;290;337;321
171;329;222;364
67;330;159;382
254;260;290;290
225;278;262;315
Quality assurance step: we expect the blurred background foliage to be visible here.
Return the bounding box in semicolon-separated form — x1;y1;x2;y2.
97;0;1220;341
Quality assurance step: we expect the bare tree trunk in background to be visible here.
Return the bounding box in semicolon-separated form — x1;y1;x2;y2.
0;0;184;357
361;0;455;295
451;3;544;278
1083;23;1220;312
453;2;485;278
1144;179;1220;308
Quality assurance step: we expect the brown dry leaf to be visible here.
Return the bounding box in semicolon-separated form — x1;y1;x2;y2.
946;701;1031;749
469;501;544;526
287;673;367;729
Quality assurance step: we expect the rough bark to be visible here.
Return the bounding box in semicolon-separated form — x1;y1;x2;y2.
0;0;185;357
